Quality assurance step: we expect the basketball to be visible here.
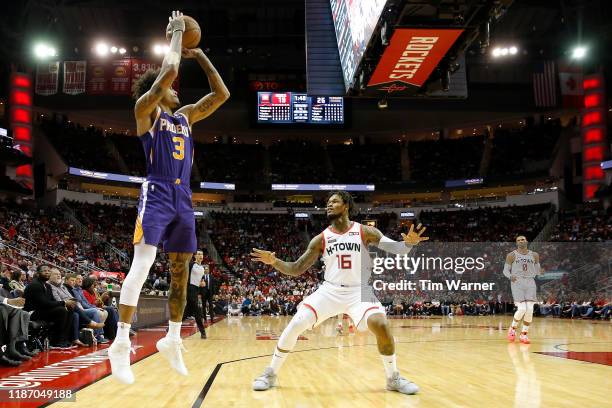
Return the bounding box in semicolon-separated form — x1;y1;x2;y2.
166;15;201;49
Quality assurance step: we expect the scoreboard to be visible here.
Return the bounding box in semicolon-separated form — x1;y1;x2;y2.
257;92;344;124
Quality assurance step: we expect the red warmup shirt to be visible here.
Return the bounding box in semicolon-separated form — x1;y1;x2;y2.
83;290;98;306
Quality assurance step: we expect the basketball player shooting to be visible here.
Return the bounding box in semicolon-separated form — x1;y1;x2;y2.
250;191;428;394
503;236;542;344
108;10;230;384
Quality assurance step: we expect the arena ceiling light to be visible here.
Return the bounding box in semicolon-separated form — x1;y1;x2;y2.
153;44;170;56
33;43;57;59
571;46;587;59
491;45;519;58
95;42;109;56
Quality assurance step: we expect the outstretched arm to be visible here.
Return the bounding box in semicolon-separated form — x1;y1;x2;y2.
135;10;184;134
251;234;323;277
362;223;428;254
177;49;230;126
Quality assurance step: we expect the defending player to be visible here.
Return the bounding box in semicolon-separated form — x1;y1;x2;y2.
108;10;230;384
503;236;542;344
250;191;428;394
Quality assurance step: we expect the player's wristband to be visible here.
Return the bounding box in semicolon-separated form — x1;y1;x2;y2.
172;29;184;34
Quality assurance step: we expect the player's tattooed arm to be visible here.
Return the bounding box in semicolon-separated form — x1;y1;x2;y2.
134;11;184;127
251;234;323;277
177;49;230;125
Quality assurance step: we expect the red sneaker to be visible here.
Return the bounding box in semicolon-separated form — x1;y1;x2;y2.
507;327;516;342
519;333;530;344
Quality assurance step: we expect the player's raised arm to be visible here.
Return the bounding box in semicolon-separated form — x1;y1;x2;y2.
362;223;428;254
177;49;230;126
134;11;184;122
251;234;322;277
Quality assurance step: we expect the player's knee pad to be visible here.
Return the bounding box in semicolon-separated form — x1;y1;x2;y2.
523;301;535;323
513;302;527;320
277;307;316;351
119;243;157;306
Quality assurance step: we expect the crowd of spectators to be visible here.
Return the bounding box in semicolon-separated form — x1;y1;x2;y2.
41;117;119;174
0;195;610;366
550;203;612;242
488;119;563;180
38;115;572;188
409;135;485;182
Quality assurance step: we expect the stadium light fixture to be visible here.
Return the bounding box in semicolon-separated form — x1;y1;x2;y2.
33;43;57;59
110;46;118;54
492;46;518;58
95;42;109;56
153;44;170;56
571;46;587;59
119;47;126;54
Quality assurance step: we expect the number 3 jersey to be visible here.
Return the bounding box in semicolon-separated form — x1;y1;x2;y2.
140;108;194;185
321;222;369;286
133;107;197;253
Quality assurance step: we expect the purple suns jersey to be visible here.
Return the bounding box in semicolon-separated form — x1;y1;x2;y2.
140;108;194;184
133;107;197;253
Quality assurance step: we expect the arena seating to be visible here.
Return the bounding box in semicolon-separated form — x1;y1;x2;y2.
409;136;485;182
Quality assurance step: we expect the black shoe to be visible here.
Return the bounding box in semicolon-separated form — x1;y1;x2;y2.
0;354;21;367
200;332;207;339
16;342;37;357
7;348;30;361
97;337;110;344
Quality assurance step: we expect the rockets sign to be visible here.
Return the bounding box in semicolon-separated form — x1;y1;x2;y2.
368;28;463;93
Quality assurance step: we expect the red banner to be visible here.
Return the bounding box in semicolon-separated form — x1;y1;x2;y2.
368;28;463;89
87;60;109;94
35;61;59;96
109;59;132;95
63;60;87;95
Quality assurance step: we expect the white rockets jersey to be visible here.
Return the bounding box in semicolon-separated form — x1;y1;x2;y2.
321;221;368;286
511;250;538;279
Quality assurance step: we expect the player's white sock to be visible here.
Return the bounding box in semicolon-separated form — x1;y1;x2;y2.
270;348;288;374
511;320;519;329
167;321;182;340
521;324;529;334
117;322;131;342
381;354;397;378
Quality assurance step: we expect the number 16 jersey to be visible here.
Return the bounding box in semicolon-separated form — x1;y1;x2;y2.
321;222;368;286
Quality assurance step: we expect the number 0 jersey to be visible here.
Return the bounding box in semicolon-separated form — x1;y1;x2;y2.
321;222;369;286
510;249;538;279
140;107;194;185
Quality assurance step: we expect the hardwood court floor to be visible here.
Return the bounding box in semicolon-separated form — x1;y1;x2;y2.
50;315;611;408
